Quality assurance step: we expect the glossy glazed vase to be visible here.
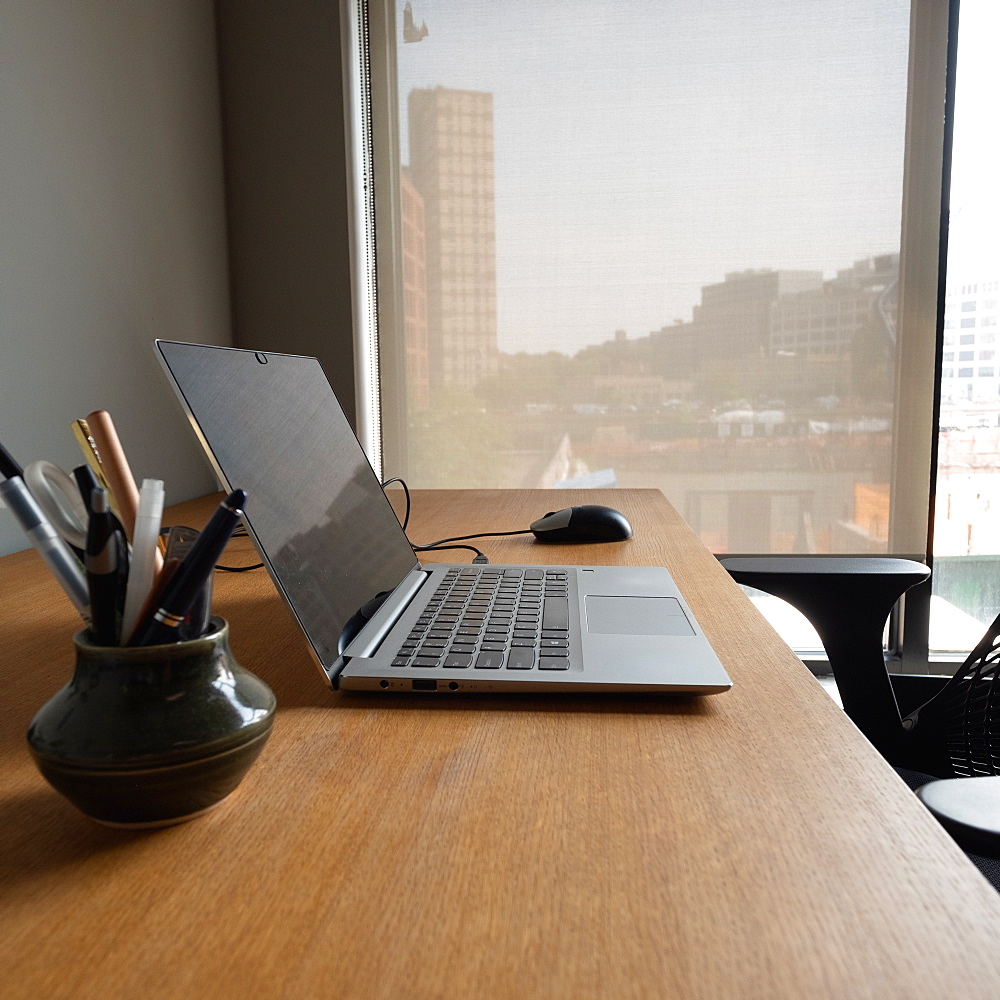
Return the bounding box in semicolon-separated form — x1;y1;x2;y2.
27;617;276;828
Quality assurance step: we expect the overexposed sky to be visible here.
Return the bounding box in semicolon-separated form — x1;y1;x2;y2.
947;0;1000;281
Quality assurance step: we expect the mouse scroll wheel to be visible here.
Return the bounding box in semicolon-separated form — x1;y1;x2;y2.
543;511;557;518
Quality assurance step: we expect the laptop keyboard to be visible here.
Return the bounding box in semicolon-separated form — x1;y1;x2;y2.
392;567;573;671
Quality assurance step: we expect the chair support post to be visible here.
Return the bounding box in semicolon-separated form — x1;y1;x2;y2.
721;557;931;765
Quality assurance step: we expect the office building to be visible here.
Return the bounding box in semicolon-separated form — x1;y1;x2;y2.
694;268;823;362
406;86;499;391
941;276;1000;403
400;168;430;410
770;254;899;360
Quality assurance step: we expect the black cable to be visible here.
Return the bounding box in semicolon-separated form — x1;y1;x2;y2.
215;525;260;571
215;524;263;572
216;560;264;573
379;476;533;564
415;542;488;563
381;477;411;530
159;524;264;573
412;528;533;549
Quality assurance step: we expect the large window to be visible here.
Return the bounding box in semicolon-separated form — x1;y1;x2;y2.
350;1;959;660
363;0;935;558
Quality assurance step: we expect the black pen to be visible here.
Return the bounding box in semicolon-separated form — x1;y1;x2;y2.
74;465;102;513
162;525;213;641
0;438;23;480
76;464;128;539
129;489;247;647
86;488;130;645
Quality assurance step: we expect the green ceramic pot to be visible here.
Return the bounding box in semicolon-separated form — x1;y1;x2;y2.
27;617;275;828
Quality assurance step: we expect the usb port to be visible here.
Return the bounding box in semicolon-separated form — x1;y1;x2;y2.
411;679;437;691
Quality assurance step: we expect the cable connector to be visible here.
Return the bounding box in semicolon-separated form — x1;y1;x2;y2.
472;553;490;564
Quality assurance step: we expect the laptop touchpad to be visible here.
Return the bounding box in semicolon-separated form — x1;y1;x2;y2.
585;596;695;636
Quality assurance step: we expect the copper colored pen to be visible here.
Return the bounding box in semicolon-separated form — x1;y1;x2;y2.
86;410;141;543
123;558;180;646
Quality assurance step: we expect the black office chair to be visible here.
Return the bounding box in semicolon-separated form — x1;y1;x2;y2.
721;556;1000;889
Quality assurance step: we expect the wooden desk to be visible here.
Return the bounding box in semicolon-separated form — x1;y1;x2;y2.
3;488;1000;999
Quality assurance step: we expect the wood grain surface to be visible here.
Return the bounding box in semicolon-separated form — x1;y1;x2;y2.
3;488;1000;999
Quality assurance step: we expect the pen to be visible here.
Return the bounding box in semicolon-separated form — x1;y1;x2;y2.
129;490;247;647
162;525;212;641
122;557;180;646
71;419;112;493
74;463;130;544
73;464;102;514
0;476;90;625
121;479;165;640
86;488;129;645
0;438;23;479
85;410;141;543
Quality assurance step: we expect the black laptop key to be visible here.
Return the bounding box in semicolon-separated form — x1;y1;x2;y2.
475;651;504;669
539;648;568;657
391;657;410;667
450;644;477;655
542;597;569;631
541;638;569;648
481;642;506;652
444;654;473;668
412;657;440;668
506;647;535;669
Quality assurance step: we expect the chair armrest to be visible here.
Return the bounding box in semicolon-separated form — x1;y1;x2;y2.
720;556;930;763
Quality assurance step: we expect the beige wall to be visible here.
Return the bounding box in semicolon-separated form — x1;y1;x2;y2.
215;1;357;419
0;1;232;556
0;1;358;557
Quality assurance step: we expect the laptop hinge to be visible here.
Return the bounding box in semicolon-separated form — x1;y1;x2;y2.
335;568;431;676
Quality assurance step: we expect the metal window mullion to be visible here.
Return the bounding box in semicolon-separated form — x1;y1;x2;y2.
341;0;382;476
892;0;955;672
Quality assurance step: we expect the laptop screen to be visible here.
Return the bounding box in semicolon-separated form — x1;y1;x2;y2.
156;341;420;669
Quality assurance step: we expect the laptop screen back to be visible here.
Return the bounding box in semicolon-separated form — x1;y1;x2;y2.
156;341;420;669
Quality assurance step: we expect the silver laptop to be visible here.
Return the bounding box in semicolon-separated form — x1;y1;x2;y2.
156;340;732;696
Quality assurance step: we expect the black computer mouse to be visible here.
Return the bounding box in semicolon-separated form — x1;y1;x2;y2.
530;505;633;543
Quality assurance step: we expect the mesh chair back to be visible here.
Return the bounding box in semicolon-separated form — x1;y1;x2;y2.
905;610;1000;778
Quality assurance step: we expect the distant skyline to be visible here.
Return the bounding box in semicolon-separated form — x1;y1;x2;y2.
395;0;910;355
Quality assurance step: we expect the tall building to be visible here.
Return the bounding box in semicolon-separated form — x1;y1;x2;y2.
407;86;498;391
941;275;1000;403
400;168;430;410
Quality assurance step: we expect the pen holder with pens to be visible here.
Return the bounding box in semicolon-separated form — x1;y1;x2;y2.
27;617;276;828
